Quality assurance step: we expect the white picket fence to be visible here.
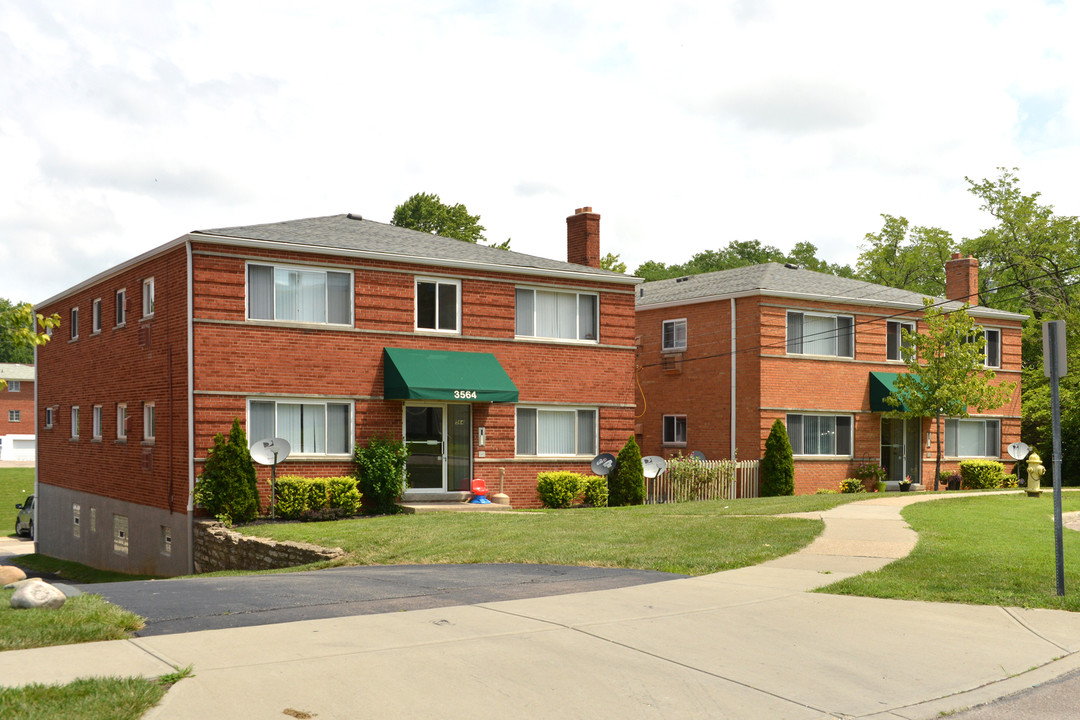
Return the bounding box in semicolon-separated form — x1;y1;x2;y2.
646;458;760;504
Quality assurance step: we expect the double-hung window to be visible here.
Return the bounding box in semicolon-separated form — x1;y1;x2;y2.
247;263;352;325
887;320;914;361
44;407;53;428
8;381;19;393
8;410;18;422
117;404;127;440
786;413;852;456
92;299;102;334
787;312;853;357
92;406;102;440
663;415;687;445
249;398;352;455
142;278;155;318
415;278;460;332
71;406;80;439
983;328;1001;368
515;288;598;342
662;319;687;352
143;402;155;442
71;307;79;340
945;418;999;458
516;407;597;456
116;289;127;326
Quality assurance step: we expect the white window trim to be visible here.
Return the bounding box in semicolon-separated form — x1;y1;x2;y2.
983;328;1002;368
8;380;19;392
662;318;687;352
71;307;79;340
886;320;915;362
143;402;156;442
662;414;687;445
786;412;854;458
117;403;128;441
514;405;598;458
244;261;355;327
944;417;1000;459
92;405;103;440
44;406;53;429
514;285;600;344
115;288;127;327
414;276;462;334
92;298;102;334
7;410;19;422
246;396;354;457
142;277;155;318
71;406;80;439
786;311;855;358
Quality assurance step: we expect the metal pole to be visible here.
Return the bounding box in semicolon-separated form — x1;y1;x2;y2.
1049;328;1065;596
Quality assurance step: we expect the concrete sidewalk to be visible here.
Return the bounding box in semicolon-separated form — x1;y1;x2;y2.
4;492;1080;719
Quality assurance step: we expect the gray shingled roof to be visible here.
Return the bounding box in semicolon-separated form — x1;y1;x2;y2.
193;214;636;283
636;262;1026;320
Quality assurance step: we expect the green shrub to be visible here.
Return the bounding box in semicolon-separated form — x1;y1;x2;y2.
761;419;795;496
193;418;260;525
582;475;608;507
354;436;409;514
1002;473;1019;489
815;488;839;494
960;460;1006;490
609;435;645;506
536;472;586;509
273;476;362;520
840;478;866;494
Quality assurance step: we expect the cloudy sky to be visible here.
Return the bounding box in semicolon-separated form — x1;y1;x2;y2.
3;0;1078;304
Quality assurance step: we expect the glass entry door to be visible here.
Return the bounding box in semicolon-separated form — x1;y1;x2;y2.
881;418;921;484
404;404;472;492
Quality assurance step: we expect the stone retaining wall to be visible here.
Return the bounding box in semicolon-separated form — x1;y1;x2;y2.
193;520;345;573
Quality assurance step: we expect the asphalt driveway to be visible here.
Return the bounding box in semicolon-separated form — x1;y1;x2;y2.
81;564;684;636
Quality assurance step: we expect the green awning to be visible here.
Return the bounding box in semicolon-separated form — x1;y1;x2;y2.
869;371;908;412
383;347;519;403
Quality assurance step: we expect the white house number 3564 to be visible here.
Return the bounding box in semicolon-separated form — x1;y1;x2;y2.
453;390;478;399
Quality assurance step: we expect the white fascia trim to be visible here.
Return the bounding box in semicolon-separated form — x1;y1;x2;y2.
639;289;1027;320
191;232;642;286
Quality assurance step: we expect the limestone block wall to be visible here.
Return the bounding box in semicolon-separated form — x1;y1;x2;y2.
192;520;345;573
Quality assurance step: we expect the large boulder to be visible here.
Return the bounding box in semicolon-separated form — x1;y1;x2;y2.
0;565;27;586
10;579;67;609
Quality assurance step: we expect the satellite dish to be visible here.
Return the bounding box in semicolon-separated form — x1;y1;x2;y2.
1007;441;1030;461
641;455;668;479
591;453;616;476
690;450;706;461
249;437;291;465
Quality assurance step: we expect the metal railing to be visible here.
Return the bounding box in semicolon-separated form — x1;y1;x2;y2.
646;458;760;504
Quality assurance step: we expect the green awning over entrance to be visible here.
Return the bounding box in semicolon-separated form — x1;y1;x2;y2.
383;347;519;403
869;371;908;412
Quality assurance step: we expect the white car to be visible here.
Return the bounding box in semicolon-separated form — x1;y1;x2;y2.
14;495;33;539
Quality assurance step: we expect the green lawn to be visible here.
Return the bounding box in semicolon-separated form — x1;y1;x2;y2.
236;493;866;576
821;492;1080;611
0;590;146;652
0;467;34;537
0;677;168;720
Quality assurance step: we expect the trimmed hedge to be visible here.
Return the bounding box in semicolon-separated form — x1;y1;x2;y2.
959;460;1006;490
583;475;608;508
536;472;586;509
273;476;362;520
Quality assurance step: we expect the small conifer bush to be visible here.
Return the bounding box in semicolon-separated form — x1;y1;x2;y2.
761;418;795;497
193;417;260;525
609;435;645;506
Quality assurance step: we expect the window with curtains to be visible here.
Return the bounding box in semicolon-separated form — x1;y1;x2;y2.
415;278;460;332
247;263;352;326
515;287;598;342
515;407;597;456
249;398;352;455
944;417;999;458
786;311;854;358
786;413;852;456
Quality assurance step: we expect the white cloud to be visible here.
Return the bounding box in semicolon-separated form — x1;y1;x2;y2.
2;0;1079;304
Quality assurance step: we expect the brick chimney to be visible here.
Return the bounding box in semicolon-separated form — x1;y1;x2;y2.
566;207;600;268
945;253;979;304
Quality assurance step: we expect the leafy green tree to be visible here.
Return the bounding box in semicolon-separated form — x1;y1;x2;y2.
600;252;627;273
193;418;260;525
856;215;956;296
633;239;852;282
760;419;795;496
391;192;510;249
609;435;645;506
0;298;61;387
354;435;409;514
886;299;1016;490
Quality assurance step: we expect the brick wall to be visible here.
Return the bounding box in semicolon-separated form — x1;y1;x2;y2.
0;375;34;434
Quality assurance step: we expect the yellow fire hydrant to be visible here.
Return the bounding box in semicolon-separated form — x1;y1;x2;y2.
1027;451;1046;497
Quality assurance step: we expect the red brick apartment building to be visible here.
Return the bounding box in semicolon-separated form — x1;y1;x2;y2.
35;208;639;575
635;255;1024;494
0;363;35;461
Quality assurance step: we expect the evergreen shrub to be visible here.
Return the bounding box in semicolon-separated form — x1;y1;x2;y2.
354;436;409;514
959;459;1006;490
536;472;586;508
193;418;260;525
609;435;645;506
583;475;608;507
273;476;362;520
761;419;795;497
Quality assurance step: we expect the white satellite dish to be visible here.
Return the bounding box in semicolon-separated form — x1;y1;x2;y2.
249;438;291;519
250;437;291;465
1007;441;1030;461
641;455;668;479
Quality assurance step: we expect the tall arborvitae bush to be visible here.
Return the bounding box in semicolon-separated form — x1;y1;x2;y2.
354;435;409;514
609;435;645;506
193;417;260;525
761;418;795;497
